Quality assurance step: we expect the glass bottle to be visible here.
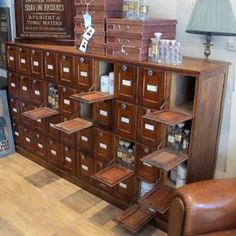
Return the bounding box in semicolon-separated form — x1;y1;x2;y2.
148;38;157;62
158;40;165;64
127;0;134;19
182;129;190;153
117;140;125;165
176;42;183;65
165;40;171;65
170;40;177;66
139;0;149;20
167;126;175;150
133;0;139;20
123;0;129;18
55;94;59;109
48;87;53;105
174;123;185;151
154;32;162;62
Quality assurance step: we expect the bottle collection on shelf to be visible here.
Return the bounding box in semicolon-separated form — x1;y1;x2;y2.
148;33;183;65
48;85;59;110
100;72;115;95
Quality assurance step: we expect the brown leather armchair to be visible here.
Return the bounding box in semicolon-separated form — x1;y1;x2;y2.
168;178;236;236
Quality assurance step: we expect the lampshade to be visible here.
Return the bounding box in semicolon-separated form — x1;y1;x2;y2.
186;0;236;36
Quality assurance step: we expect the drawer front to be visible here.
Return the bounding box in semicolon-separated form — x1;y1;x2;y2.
59;86;78;116
8;72;19;98
94;128;114;162
30;79;45;106
60;145;76;175
58;54;74;87
138;68;166;109
115;64;137;104
7;46;17;70
46;138;60;166
34;118;46;133
20;126;34;152
115;102;137;140
34;132;47;159
77;152;93;178
12;122;21;144
17;47;29;75
19;75;30;101
114;175;135;202
77;127;93;152
136;144;160;183
20;101;36;127
45;114;60;140
9;98;20;120
93;100;113;129
137;107;163;147
30;49;43;78
44;51;58;81
74;56;93;91
60;115;76;147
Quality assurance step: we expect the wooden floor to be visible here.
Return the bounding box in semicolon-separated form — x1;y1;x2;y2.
0;153;166;236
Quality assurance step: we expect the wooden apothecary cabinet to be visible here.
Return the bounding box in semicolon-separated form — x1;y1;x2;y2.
6;42;229;232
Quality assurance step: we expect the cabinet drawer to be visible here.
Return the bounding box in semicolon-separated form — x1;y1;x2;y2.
46;138;60;166
7;46;17;70
58;54;74;87
115;102;137;140
77;127;93;152
12;122;21;145
115;64;137;104
30;49;43;78
60;145;76;175
17;47;30;75
44;51;58;82
114;175;135;202
93;100;113;129
45;114;60;140
74;56;93;91
20;126;34;152
9;98;20;120
137;107;163;147
20;101;36;127
19;75;30;101
8;72;19;97
60;115;76;147
34;132;47;159
59;86;78;116
136;144;160;183
30;79;45;106
94;128;114;162
77;152;93;179
34;117;46;133
138;68;166;109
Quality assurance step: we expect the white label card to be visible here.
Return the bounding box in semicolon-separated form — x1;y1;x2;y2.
119;182;127;189
99;110;108;117
11;83;16;88
145;124;155;131
15;131;19;137
26;137;31;143
22;86;28;91
64;99;70;105
9;56;14;61
80;71;88;77
81;136;88;142
147;84;158;92
38;143;43;149
65;157;72;163
33;61;39;67
82;164;88;171
51;150;57;155
35;90;40;96
122;79;131;87
99;143;107;150
47;64;53;70
13;108;18;113
21;59;26;64
63;67;70;73
83;26;96;41
121;117;130;124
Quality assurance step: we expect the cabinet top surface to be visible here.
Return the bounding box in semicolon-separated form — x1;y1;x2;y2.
6;42;230;76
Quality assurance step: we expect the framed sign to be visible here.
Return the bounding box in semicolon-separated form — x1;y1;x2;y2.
15;0;75;45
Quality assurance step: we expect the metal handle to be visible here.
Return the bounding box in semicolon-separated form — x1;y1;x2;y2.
49;140;53;145
147;69;154;77
24;128;27;132
21;103;25;107
62;55;66;60
36;134;40;138
81;154;85;160
62;87;67;93
19;48;23;52
80;57;85;63
146;109;152;114
46;52;50;57
98;131;104;137
144;147;150;154
64;147;69;152
32;50;35;55
99;163;103;169
13;123;16;127
121;65;128;72
20;76;24;80
121;103;127;109
9;72;12;77
10;98;14;102
33;80;37;84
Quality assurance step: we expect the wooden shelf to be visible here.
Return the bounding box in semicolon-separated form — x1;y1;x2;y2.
70;91;114;104
22;107;59;120
141;148;188;171
143;110;193;126
92;165;134;188
138;184;175;214
52;118;93;134
113;204;155;233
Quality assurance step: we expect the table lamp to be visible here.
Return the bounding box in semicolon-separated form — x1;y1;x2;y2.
186;0;236;58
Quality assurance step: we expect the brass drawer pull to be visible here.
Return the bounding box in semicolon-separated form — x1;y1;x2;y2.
62;87;67;93
32;50;35;55
121;65;128;72
144;147;150;154
20;76;24;80
46;52;50;57
98;131;104;137
36;134;40;138
147;69;154;76
121;103;127;109
80;57;85;63
62;55;66;60
49;140;54;145
64;147;69;152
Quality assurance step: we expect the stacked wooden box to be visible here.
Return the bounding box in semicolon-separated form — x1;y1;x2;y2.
74;0;123;55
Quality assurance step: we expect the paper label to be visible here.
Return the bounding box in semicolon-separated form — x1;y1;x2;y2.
22;86;28;91
99;143;107;150
33;61;39;67
21;59;26;64
64;99;70;105
11;83;16;88
119;182;127;189
122;79;131;87
121;117;130;124
147;84;158;92
26;137;31;143
143;162;152;168
81;136;88;142
83;26;95;41
99;110;108;117
82;164;88;171
145;124;155;131
80;71;88;77
79;38;88;53
9;56;14;61
15;131;19;137
63;67;70;73
51;150;56;155
13;108;18;113
47;64;53;70
35;90;40;96
65;157;72;163
38;143;43;149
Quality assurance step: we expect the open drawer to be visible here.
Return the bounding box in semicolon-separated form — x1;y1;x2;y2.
138;184;175;214
141;148;188;171
113;204;155;233
52;118;93;134
92;165;134;188
143;110;192;126
22;107;59;120
70;91;114;104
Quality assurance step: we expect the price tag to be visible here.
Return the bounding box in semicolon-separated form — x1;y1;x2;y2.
47;64;54;70
33;61;39;67
26;137;31;143
38;143;43;149
82;164;88;171
35;90;40;96
11;83;16;88
15;131;19;137
51;150;57;155
9;56;14;61
81;136;88;142
147;84;158;92
21;59;26;64
121;117;130;124
99;110;108;117
80;71;88;77
22;86;28;91
64;99;70;105
83;26;95;41
119;182;127;189
99;143;107;150
122;79;131;87
65;157;72;163
63;67;70;73
79;38;88;53
145;124;155;131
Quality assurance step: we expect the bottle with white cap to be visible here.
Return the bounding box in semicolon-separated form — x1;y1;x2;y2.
176;163;187;188
108;72;114;95
100;75;109;93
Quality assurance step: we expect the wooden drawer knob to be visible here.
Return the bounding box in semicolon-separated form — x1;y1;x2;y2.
147;69;154;76
20;76;24;80
64;147;69;152
36;134;40;138
121;65;128;72
79;57;85;63
21;103;25;107
19;48;23;52
33;80;37;84
24;128;28;132
10;98;14;102
49;140;54;145
98;131;104;137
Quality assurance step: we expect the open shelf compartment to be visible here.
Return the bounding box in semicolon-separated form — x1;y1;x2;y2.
22;107;59;120
92;165;134;188
52;118;93;134
113;204;155;233
143;110;193;127
141;148;188;171
70;91;114;104
138;184;175;214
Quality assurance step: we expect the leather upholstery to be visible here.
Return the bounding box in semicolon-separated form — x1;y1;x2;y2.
168;178;236;236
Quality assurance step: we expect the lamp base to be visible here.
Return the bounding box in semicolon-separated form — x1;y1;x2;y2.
203;35;213;58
